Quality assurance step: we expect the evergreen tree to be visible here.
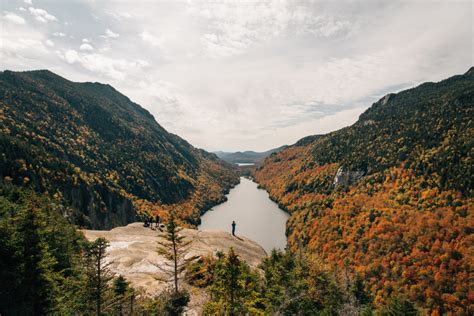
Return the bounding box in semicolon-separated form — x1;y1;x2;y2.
204;248;264;315
113;275;130;315
84;237;114;316
0;185;87;315
157;212;193;294
15;198;57;314
378;296;420;316
225;247;241;313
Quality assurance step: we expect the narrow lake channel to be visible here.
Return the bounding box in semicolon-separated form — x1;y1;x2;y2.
199;177;289;252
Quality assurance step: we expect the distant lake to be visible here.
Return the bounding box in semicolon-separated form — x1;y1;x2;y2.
199;177;289;252
236;163;255;166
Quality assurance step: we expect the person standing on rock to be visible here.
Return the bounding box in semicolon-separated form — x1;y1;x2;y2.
155;214;160;228
231;220;236;236
148;215;153;229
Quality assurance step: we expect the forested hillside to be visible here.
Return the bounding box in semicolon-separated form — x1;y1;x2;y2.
0;70;239;229
255;68;473;314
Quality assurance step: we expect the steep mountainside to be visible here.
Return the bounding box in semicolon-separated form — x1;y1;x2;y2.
255;68;473;314
215;146;287;164
0;70;239;229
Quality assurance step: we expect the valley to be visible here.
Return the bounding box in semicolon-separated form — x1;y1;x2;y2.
0;68;472;315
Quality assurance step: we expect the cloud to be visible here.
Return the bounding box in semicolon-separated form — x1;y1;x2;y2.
61;49;80;64
24;0;32;4
101;28;119;39
45;39;54;47
3;12;26;25
28;7;58;23
189;1;357;59
79;43;94;51
1;0;471;151
106;11;132;20
18;7;26;12
0;20;52;71
140;30;162;47
57;49;147;81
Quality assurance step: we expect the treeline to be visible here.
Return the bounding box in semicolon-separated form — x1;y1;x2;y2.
0;184;188;315
187;247;419;315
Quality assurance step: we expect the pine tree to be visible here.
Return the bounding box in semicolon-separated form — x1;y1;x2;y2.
15;198;57;315
156;212;194;294
203;248;264;315
225;247;241;313
113;275;130;315
84;237;114;316
378;296;419;316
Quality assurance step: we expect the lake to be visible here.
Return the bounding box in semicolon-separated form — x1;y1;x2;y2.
199;177;289;252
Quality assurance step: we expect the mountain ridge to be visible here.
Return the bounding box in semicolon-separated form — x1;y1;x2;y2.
215;146;287;164
255;68;473;314
0;69;240;229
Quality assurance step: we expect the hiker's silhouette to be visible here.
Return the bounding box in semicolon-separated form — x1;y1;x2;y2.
231;220;236;236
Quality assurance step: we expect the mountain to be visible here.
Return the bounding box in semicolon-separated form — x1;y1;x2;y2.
0;70;239;229
255;68;473;314
215;146;287;164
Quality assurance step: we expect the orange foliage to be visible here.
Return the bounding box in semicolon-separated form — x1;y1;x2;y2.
255;149;473;314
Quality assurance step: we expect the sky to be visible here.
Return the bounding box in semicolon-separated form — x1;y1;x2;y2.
1;0;472;152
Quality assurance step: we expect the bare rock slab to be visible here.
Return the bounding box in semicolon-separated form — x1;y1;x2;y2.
80;222;267;296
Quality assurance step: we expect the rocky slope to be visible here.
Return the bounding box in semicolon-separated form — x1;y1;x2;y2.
0;70;239;229
255;68;473;314
81;223;267;313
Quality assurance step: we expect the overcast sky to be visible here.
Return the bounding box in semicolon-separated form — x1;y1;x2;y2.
1;0;472;151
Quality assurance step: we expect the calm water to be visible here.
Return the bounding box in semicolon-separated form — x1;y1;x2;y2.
199;177;289;252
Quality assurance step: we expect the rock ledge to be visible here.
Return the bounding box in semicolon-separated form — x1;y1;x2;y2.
81;222;267;296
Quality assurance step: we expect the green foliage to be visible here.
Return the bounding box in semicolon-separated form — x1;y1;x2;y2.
84;237;115;315
138;289;190;315
203;248;264;315
377;296;420;316
113;275;130;297
0;186;199;315
185;255;216;288
157;212;194;294
0;184;85;314
260;250;374;315
199;248;374;315
162;289;190;315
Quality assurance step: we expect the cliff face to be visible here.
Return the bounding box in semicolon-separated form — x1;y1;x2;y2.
255;68;473;313
0;70;239;229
